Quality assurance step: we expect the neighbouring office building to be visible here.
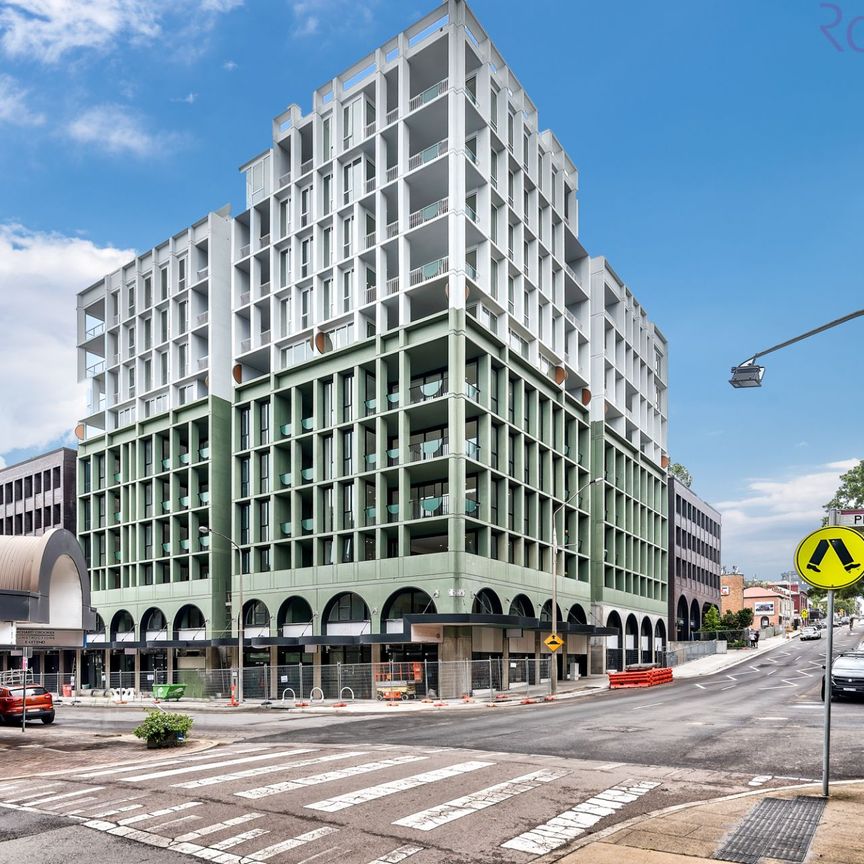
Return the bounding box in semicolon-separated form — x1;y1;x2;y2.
667;477;721;640
70;0;670;688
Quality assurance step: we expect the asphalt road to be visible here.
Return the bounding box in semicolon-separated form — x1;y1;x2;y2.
1;632;859;864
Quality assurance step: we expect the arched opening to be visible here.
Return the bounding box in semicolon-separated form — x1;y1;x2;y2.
381;587;437;634
760;615;769;628
277;596;314;637
654;619;667;657
472;588;502;616
702;602;717;628
640;616;654;663
323;592;370;636
624;614;639;666
676;595;689;641
110;609;136;642
141;608;168;640
174;604;206;640
92;613;106;640
243;599;271;637
540;600;564;624
689;598;701;638
48;554;83;629
606;610;623;671
567;604;587;625
509;594;534;618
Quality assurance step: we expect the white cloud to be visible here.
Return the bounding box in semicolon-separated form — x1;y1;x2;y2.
290;0;376;38
0;0;242;64
716;459;860;577
223;59;238;71
0;223;134;457
171;92;198;105
0;74;45;125
67;104;178;157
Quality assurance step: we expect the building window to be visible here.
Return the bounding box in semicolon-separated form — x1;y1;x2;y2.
240;457;250;497
259;452;270;493
239;503;250;545
259;401;270;445
239;407;250;450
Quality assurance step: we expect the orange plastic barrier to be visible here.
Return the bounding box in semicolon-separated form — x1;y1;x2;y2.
609;667;673;689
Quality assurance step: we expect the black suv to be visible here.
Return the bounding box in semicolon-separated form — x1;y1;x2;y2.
822;652;864;701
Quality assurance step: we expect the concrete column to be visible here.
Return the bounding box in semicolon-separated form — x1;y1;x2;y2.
133;650;141;694
370;643;381;696
167;647;175;682
269;646;278;700
501;635;510;690
534;632;542;689
312;649;322;693
103;649;110;688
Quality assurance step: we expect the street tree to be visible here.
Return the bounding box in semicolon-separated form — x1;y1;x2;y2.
701;605;722;632
669;463;692;488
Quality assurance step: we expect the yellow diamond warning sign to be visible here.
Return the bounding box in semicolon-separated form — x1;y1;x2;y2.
544;633;564;652
794;526;864;591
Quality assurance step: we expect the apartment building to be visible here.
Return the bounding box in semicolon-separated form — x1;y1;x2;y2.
0;447;76;537
70;0;671;687
667;477;721;640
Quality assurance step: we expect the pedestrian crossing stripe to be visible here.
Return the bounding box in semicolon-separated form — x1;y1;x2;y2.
366;846;425;863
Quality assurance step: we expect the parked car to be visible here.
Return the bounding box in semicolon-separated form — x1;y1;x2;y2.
822;652;864;701
0;686;55;724
800;626;821;641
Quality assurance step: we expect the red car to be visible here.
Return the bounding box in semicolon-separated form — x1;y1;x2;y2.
0;685;55;724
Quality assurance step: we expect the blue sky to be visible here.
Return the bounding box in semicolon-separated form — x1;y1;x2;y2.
1;0;862;576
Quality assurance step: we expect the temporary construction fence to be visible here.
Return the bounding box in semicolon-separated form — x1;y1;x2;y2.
48;659;555;703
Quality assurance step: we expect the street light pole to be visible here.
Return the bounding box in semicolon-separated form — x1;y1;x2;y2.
550;476;604;695
199;526;244;703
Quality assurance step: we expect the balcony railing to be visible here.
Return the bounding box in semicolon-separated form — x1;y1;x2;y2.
258;234;270;249
84;322;105;339
86;360;105;377
197;355;208;370
411;494;450;519
196;311;208;326
365;285;377;304
385;276;399;295
365;120;376;138
364;230;376;249
110;353;119;366
196;266;209;281
239;291;250;306
260;329;271;346
365;177;376;195
408;438;448;461
386;108;398;125
465;147;477;165
386;220;398;239
409;78;448;112
408;138;447;171
465;439;481;460
465;203;477;223
278;171;291;188
465;381;480;401
239;243;250;258
300;158;313;175
410;377;447;403
408;197;448;229
240;337;251;353
465;261;477;281
409;255;448;286
565;309;578;327
464;497;480;517
385;165;398;183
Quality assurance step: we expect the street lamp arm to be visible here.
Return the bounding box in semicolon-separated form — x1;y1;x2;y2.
199;525;242;554
552;476;604;521
735;307;864;368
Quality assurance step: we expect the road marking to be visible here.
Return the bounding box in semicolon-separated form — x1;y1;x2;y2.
211;827;270;850
120;749;317;782
87;802;145;818
18;787;104;807
240;827;339;862
43;796;101;811
393;768;567;831
693;684;707;690
765;669;778;676
175;751;366;789
365;846;425;863
756;717;788;721
720;684;736;691
236;755;428;800
85;819;173;850
501;779;660;856
748;775;773;786
765;680;800;690
176;813;266;843
305;760;494;813
631;701;666;711
3;783;63;802
118;801;202;825
297;848;342;864
147;814;201;832
71;748;267;780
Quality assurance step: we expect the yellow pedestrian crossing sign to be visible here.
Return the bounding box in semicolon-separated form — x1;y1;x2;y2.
795;526;864;590
801;609;808;619
544;633;564;652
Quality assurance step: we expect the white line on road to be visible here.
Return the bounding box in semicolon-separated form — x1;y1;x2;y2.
631;701;666;711
174;751;366;789
72;748;269;780
296;848;343;864
18;787;104;807
239;827;339;862
393;768;567;831
693;684;707;690
146;814;201;832
236;755;428;800
2;783;63;802
501;779;660;856
43;796;101;811
756;717;788;721
365;846;425;864
118;801;202;826
211;827;270;850
121;749;318;782
765;680;800;690
305;760;493;813
748;775;773;786
176;813;266;843
720;684;736;691
87;802;145;818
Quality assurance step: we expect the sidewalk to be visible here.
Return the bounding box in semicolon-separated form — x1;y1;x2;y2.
558;779;863;864
672;632;797;679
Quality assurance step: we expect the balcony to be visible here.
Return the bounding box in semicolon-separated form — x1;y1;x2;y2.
198;490;210;505
280;521;292;536
409;77;447;112
365;177;376;195
86;360;106;377
465;381;480;401
365;506;376;526
84;322;105;339
386;220;398;239
279;472;292;488
385;165;398;184
240;337;252;353
408;138;447;172
258;234;270;250
198;535;210;549
365;453;378;470
196;311;209;327
365;285;377;304
465;439;481;460
161;501;171;513
386;447;400;466
239;243;251;258
386;108;398;125
301;417;314;431
364;230;376;250
301;518;314;534
409;256;448;287
365;120;376;139
408;438;448;461
301;468;314;482
409;197;448;229
278;171;291;188
198;355;209;371
464;498;480;517
386;392;400;408
385;276;399;295
364;398;377;414
196;266;209;281
300;158;313;175
411;494;449;519
239;291;250;306
410;377;446;403
465;202;478;223
199;445;210;459
465;261;478;281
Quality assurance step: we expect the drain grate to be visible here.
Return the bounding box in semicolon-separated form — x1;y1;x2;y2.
714;796;826;864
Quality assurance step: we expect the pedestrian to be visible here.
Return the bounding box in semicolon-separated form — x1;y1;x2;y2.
748;628;757;649
753;629;760;649
850;617;855;633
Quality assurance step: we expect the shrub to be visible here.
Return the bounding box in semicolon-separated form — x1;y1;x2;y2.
133;709;194;749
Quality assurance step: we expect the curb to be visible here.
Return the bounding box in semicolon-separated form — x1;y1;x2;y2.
547;775;864;862
673;634;800;680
